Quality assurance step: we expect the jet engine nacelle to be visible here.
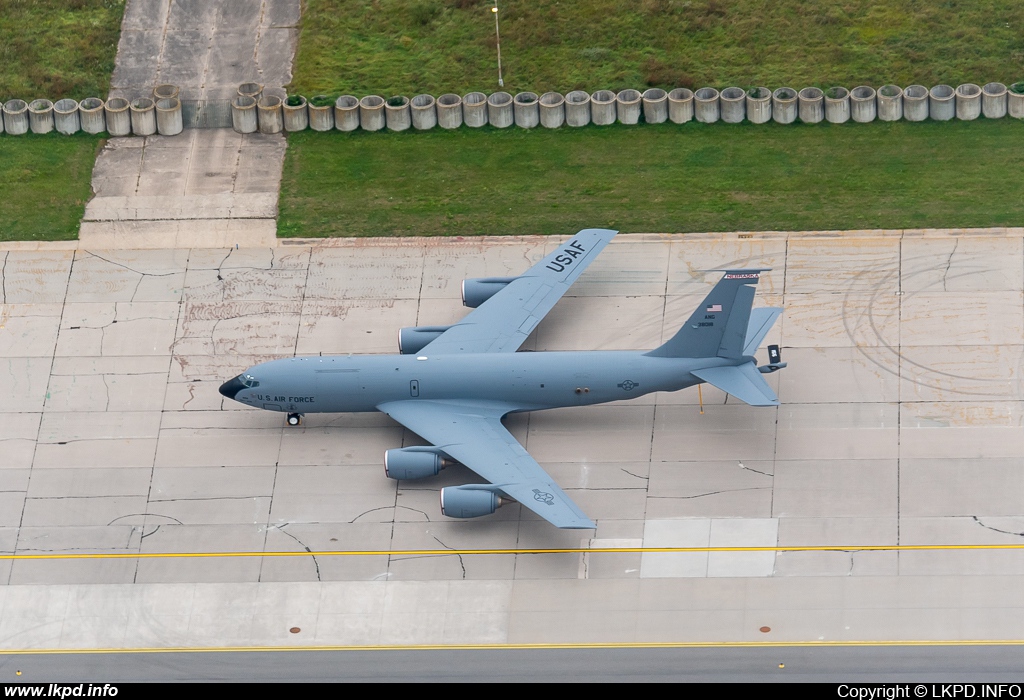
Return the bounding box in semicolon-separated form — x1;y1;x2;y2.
384;448;445;480
398;325;452;355
461;277;518;308
440;486;503;519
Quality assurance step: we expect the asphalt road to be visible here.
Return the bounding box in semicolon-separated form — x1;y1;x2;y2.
4;645;1024;683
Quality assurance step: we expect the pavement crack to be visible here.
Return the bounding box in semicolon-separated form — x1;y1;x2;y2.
108;513;183;526
183;383;196;409
148;496;266;503
274;523;321;582
83;251;177;279
431;534;467;579
1;252;6;304
738;461;773;477
100;373;111;412
971;515;1024;538
649;487;770;500
350;505;431;523
620;468;648;481
942;239;959;292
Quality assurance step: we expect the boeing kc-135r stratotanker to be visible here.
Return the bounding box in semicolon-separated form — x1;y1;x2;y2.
219;229;787;529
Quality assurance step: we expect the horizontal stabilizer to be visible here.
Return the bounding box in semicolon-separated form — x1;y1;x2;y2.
691;362;780;407
743;307;783;356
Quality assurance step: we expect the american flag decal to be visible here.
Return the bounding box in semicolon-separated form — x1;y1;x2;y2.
706;304;722;312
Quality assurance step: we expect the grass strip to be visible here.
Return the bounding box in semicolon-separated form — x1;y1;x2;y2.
279;119;1024;237
0;134;104;242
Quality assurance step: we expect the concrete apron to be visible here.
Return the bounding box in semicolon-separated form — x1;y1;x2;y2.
2;229;1024;650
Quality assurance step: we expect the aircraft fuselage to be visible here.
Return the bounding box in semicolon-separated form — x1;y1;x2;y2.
220;351;754;415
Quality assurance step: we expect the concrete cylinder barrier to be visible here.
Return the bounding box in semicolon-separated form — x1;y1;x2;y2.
877;85;903;121
850;86;876;123
437;93;463;129
256;95;283;134
720;87;746;124
539;92;565;129
53;99;80;135
929;84;955;121
744;87;770;124
955;83;982;121
384;96;411;132
641;88;668;124
565;90;591;127
463;92;487;127
982;83;1007;119
334;95;360;132
130;97;157;136
1010;83;1024;119
797;87;824;123
903;85;929;122
514;92;539;128
104;97;131;136
3;99;28;135
359;95;385;132
486;91;512;128
156;97;183;136
411;94;437;130
28;99;54;134
282;95;309;132
772;87;798;124
307;96;334;131
616;89;641;124
153;84;179;101
694;87;720;123
231;95;258;133
79;97;106;134
667;88;694;123
824;87;850;123
238;82;263;101
590;90;616;125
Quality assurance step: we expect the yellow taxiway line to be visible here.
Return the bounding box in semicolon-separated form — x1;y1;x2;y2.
3;543;1024;559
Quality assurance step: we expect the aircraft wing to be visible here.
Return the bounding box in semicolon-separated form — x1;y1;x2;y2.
419;228;617;354
378;399;596;529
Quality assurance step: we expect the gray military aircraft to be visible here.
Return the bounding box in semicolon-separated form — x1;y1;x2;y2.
219;229;786;529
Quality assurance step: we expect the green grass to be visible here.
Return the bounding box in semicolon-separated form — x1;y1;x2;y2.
291;1;1024;96
0;0;125;101
278;119;1024;237
0;134;104;241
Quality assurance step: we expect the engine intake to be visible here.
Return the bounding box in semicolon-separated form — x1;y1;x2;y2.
384;448;446;480
461;277;517;308
440;485;504;519
398;326;452;355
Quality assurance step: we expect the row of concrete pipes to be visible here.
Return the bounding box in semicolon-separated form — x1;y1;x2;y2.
0;85;183;136
5;82;1022;136
234;81;1024;133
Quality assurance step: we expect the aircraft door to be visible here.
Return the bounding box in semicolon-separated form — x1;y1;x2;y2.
263;403;282;411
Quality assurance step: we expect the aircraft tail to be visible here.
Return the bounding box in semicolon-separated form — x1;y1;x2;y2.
691;362;779;406
646;269;771;360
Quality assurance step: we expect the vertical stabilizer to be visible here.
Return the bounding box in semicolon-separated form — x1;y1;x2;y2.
646;269;770;359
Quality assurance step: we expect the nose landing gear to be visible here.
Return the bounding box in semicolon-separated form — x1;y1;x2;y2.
287;413;303;426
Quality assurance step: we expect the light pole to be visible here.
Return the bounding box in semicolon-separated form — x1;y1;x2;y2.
492;3;504;88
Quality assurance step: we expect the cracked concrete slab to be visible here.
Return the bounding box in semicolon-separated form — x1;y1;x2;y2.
2;231;1024;648
83;0;301;247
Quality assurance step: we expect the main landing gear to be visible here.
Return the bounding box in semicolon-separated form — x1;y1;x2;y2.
287;413;303;426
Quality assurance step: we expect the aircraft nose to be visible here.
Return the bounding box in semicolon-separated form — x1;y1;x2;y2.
219;376;245;400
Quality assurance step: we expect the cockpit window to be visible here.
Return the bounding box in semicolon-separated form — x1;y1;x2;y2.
240;374;260;388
